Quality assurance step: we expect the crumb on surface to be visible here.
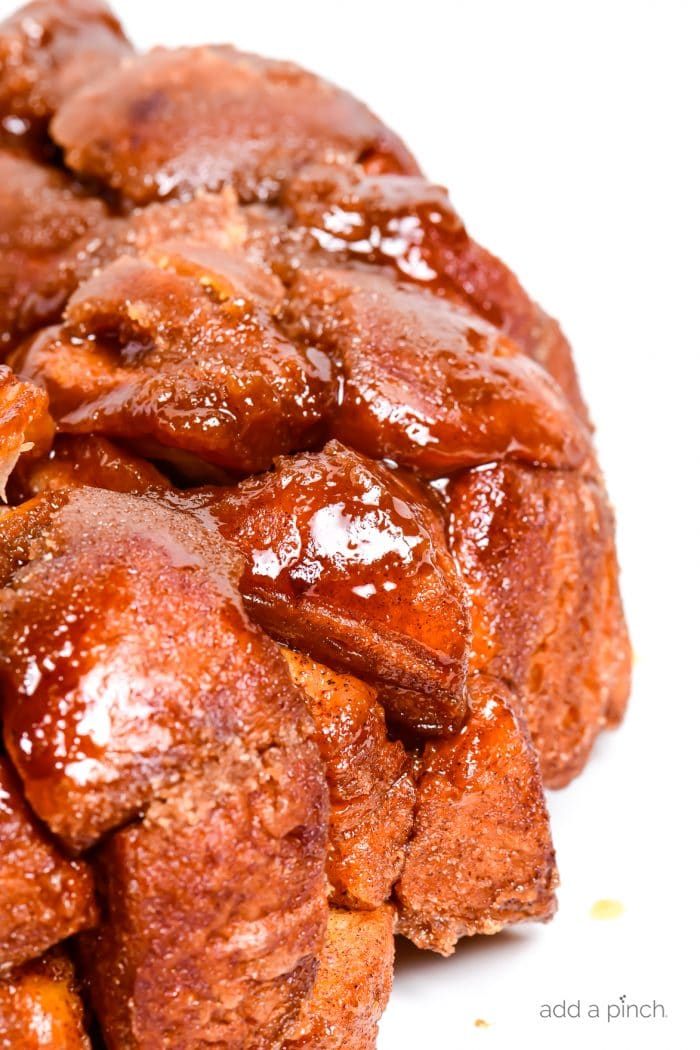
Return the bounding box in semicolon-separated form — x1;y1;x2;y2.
590;898;624;920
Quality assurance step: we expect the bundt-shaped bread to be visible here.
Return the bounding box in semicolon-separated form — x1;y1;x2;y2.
0;3;631;1047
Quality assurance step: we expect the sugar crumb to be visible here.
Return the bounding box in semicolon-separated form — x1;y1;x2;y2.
590;898;624;920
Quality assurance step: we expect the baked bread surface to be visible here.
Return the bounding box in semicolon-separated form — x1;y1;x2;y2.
0;2;631;1047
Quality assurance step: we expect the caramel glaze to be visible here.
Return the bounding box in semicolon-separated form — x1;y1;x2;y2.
0;7;633;1045
0;147;248;354
0;365;54;497
0;487;328;1047
200;441;470;734
281;265;590;478
9;237;592;486
0;0;131;153
275;163;590;422
8;433;171;503
0;450;561;961
11;245;335;474
51;45;418;207
0;949;92;1050
0;755;97;969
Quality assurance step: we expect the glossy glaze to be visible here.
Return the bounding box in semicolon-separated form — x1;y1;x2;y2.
446;462;631;786
12;244;336;473
0;950;91;1049
280;164;589;419
204;440;470;732
0;7;633;1045
282;265;590;476
0;489;315;843
52;45;417;206
0;485;328;1046
0;148;248;353
0;364;54;497
8;433;171;502
0;0;130;150
0;756;97;968
282;648;414;908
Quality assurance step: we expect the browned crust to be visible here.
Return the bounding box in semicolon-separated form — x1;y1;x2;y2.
0;488;329;1047
395;675;557;954
0;0;131;148
447;462;631;786
282;648;415;910
0;756;98;970
284;907;396;1050
0;5;631;1043
50;45;417;205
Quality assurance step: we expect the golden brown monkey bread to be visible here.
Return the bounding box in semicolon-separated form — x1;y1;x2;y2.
0;365;54;497
0;151;110;353
0;950;91;1049
113;184;247;250
204;441;470;733
284;907;396;1050
395;675;557;955
281;266;590;477
0;5;632;1043
0;487;328;1046
0;0;129;146
0;755;97;969
0;0;130;151
0;487;326;845
446;462;631;786
282;649;415;909
278;164;588;420
12;244;335;475
51;45;418;206
80;748;326;1050
0;147;248;352
8;434;172;502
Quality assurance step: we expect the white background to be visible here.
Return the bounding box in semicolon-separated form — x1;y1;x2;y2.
2;1;699;1046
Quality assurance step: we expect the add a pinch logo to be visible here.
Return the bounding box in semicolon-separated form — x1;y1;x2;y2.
539;996;668;1022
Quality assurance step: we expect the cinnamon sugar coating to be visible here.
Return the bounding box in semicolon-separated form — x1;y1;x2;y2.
0;3;631;1045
